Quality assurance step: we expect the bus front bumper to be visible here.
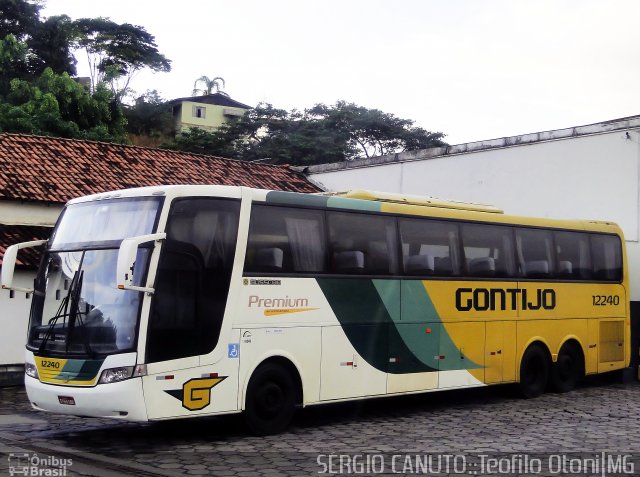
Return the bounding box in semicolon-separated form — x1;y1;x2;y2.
25;375;148;421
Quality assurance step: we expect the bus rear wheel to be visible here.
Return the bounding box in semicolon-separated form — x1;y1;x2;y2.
244;363;296;435
519;344;550;398
550;342;584;393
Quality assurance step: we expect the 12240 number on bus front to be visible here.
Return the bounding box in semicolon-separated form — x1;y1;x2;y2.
592;295;620;306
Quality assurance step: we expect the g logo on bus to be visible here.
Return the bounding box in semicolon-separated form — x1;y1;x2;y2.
165;376;227;411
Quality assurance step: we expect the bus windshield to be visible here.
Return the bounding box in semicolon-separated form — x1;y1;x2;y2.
28;198;162;356
50;198;161;250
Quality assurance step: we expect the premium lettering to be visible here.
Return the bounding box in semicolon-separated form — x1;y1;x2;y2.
248;295;309;308
455;287;556;311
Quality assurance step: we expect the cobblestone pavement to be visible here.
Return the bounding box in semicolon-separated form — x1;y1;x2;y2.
0;376;638;476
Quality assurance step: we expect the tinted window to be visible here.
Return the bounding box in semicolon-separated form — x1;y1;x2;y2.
147;198;240;363
591;234;622;281
516;228;555;278
245;205;327;273
328;212;399;275
554;231;593;279
461;223;515;278
399;218;461;276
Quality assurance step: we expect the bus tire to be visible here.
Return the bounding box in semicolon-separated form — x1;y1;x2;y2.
244;363;296;435
519;344;549;398
550;341;584;393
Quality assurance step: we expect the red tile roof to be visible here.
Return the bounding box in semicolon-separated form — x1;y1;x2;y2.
0;224;51;268
0;133;321;203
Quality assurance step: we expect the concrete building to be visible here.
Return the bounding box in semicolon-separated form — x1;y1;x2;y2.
170;93;251;133
306;115;640;368
0;133;320;383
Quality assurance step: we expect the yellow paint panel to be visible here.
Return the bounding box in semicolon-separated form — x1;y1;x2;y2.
424;281;518;322
485;321;516;384
599;320;625;365
586;319;599;374
518;283;626;320
34;356;98;386
516;319;589;368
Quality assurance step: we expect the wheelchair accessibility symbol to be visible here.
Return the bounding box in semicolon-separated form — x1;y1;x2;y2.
228;343;239;359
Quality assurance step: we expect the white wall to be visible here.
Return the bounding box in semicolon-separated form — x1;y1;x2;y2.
0;270;36;365
0;201;62;226
311;130;640;300
0;202;59;368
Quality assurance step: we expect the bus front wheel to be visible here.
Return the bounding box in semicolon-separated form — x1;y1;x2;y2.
550;342;584;393
519;344;550;398
244;363;296;435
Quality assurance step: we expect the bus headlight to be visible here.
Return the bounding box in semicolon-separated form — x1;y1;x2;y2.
98;365;147;384
25;363;38;379
99;366;134;384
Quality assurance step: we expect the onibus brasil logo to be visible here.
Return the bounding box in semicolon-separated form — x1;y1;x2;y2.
8;453;72;476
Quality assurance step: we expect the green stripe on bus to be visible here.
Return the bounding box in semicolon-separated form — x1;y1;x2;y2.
317;278;481;373
58;359;103;381
265;191;381;212
265;191;329;208
317;278;437;374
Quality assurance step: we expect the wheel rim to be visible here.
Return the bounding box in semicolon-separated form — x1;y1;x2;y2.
255;381;284;419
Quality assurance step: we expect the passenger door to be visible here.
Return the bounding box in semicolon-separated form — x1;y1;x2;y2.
143;198;241;419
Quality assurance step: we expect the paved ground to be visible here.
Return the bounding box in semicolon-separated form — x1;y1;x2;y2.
0;376;638;476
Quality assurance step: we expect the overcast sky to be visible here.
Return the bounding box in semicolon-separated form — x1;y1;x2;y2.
42;0;640;145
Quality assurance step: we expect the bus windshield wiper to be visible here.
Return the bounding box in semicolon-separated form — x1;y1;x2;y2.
39;266;81;354
65;270;95;357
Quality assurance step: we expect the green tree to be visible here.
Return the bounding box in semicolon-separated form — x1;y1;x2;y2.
164;101;446;165
0;1;77;80
0;34;31;96
123;89;173;144
0;0;41;41
308;101;446;159
0;67;126;141
192;75;225;96
0;1;171;144
28;14;78;76
73;17;171;101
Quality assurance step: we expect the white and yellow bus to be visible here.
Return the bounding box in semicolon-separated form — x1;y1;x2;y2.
1;186;629;434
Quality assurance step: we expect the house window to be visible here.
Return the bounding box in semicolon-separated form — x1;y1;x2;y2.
192;106;206;118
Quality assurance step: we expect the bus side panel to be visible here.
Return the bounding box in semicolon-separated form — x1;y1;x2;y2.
438;321;485;388
320;325;387;401
143;330;241;420
485;321;516;383
598;318;627;373
517;282;626;374
515;319;588;372
238;326;321;407
586;319;599;374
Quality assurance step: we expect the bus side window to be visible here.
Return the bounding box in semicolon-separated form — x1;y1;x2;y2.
554;231;592;280
515;228;555;279
245;205;327;274
399;218;461;277
591;234;622;281
328;212;399;275
460;223;515;278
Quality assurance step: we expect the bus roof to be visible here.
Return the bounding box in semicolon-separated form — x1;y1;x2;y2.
64;185;623;237
324;190;504;214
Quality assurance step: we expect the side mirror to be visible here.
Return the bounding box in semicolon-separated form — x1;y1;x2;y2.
116;233;165;294
1;240;48;292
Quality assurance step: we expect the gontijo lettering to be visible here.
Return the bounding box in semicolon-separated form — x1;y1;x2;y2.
456;287;556;311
